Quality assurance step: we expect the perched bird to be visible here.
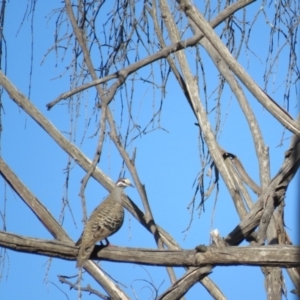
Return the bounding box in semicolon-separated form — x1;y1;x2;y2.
76;178;134;268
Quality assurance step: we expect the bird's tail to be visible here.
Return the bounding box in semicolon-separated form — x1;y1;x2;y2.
76;243;94;268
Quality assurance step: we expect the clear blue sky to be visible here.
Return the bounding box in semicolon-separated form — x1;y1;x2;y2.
0;1;299;299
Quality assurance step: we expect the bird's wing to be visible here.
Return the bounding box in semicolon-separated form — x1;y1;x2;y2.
90;201;124;240
75;199;124;268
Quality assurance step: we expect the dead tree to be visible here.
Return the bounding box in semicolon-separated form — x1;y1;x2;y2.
0;1;299;299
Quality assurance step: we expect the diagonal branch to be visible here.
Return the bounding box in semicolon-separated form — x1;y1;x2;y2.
225;133;300;246
194;24;270;189
0;157;70;242
157;267;212;300
178;0;300;136
159;0;247;227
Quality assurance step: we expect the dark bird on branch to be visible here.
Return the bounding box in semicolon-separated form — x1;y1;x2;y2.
76;178;134;268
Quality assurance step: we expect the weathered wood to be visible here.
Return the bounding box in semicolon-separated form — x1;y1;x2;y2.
225;135;300;246
0;158;70;242
0;231;299;268
157;267;212;300
96;245;300;268
178;0;300;135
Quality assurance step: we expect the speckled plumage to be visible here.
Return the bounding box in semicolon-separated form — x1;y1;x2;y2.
76;178;133;268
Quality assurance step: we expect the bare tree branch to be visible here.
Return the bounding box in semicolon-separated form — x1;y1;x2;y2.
178;0;300;136
195;25;270;190
225;133;300;245
157;267;212;300
46;0;256;111
0;231;299;268
0;157;70;242
1;1;299;297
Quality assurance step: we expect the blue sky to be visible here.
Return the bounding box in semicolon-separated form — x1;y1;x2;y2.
0;1;299;299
